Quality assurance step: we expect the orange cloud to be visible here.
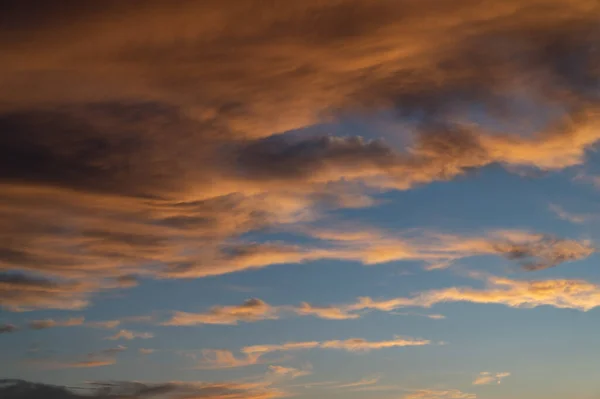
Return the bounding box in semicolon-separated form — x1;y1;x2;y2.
50;359;116;369
346;275;600;313
404;389;476;399
243;336;431;356
105;329;154;340
198;336;431;369
0;0;598;311
87;320;121;329
267;365;312;380
164;298;277;326
292;302;360;320
29;345;126;370
197;349;264;370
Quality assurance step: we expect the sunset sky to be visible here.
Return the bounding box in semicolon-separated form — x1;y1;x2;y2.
1;1;600;398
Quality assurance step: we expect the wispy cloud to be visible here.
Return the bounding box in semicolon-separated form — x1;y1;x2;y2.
105;329;154;340
87;320;121;329
292;302;360;320
196;350;264;370
0;0;598;311
404;389;476;399
335;376;381;389
190;272;600;329
0;323;17;334
344;275;600;313
473;371;511;385
28;317;84;330
163;298;277;326
29;345;126;370
198;336;431;369
243;336;431;356
45;359;117;369
267;365;312;381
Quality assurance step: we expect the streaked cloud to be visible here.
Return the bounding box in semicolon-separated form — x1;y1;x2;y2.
391;312;447;320
87;320;120;329
0;0;598;311
350;275;600;312
164;298;277;326
138;348;155;355
45;359;116;369
267;365;312;380
166;270;600;328
198;336;431;369
29;345;126;370
197;349;264;370
404;389;476;399
28;317;84;330
105;329;154;340
243;336;431;356
335;376;381;389
472;371;511;385
0;324;17;334
97;345;127;357
0;272;93;311
292;302;360;320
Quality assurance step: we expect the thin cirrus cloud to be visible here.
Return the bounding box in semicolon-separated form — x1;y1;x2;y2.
472;372;511;385
0;0;598;311
196;349;264;370
348;275;600;312
188;273;600;327
266;365;313;381
105;329;154;341
87;320;121;329
164;268;600;326
28;317;84;330
2;317;145;334
29;345;126;370
0;324;18;334
403;389;476;399
199;336;432;369
163;298;277;326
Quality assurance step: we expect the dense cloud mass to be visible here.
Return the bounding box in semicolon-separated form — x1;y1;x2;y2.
0;0;598;311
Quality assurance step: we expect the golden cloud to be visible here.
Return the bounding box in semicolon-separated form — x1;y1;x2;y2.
0;0;598;311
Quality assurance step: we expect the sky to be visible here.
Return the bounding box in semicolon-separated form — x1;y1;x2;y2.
0;1;600;398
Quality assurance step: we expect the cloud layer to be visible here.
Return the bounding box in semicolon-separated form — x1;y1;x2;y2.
199;336;432;369
0;0;599;310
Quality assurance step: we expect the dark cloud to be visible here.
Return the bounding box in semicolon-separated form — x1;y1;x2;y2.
28;317;84;330
0;380;78;399
0;273;93;311
235;135;395;181
492;235;595;271
0;323;17;334
0;379;285;399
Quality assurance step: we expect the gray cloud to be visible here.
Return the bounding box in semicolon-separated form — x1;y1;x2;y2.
0;378;286;399
0;323;17;334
